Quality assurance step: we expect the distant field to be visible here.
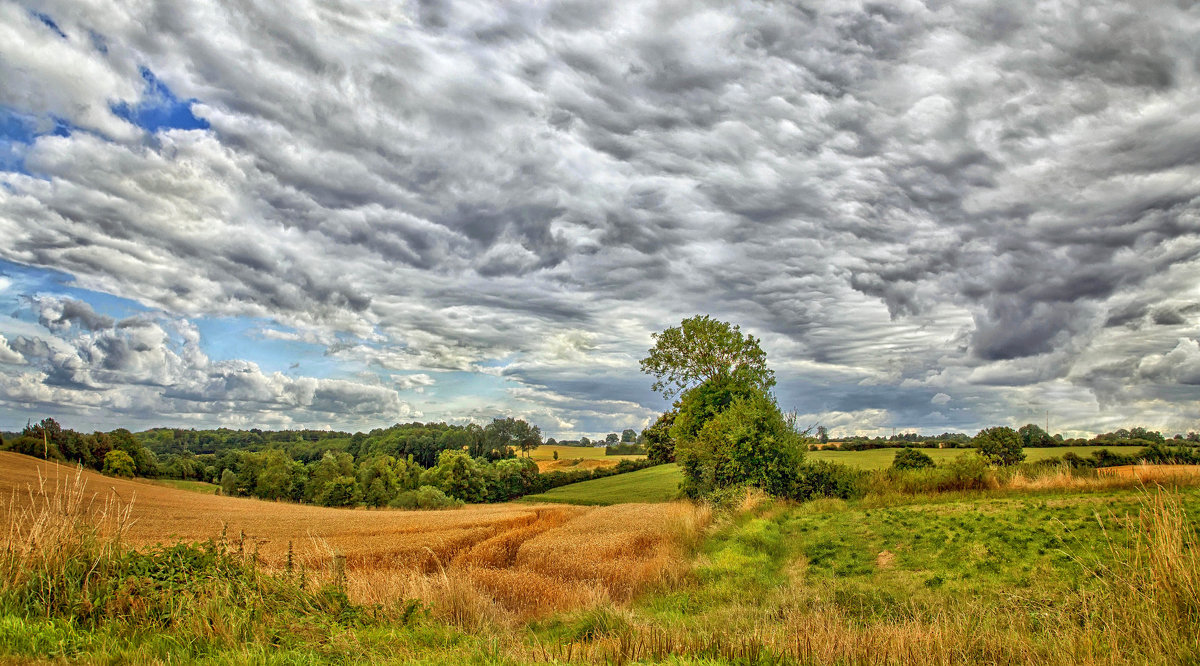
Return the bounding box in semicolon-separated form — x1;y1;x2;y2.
523;463;682;505
530;444;643;461
809;445;1149;469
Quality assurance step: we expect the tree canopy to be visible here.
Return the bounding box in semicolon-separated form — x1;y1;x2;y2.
639;315;775;399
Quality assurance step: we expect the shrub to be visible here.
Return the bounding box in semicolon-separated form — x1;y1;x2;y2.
792;461;865;500
678;389;805;498
892;447;935;470
940;452;996;490
102;450;136;478
389;485;463;510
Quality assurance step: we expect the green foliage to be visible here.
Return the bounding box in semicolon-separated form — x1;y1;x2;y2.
974;426;1026;466
669;374;760;446
307;451;357;502
316;476;361;507
357;454;421;507
489;457;539;501
102;449;136;478
420;451;490;503
390;485;464;510
219;469;238;496
1018;423;1054;447
481;417;541;459
640;314;775;399
679;389;805;498
254;449;296;500
642;410;677;464
792;461;865;500
892;447;935;470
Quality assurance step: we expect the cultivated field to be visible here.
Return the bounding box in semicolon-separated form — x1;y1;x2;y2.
530;444;643;472
0;452;706;620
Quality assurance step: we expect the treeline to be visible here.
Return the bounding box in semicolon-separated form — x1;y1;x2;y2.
209;448;655;509
0;417;658;508
824;425;1198;451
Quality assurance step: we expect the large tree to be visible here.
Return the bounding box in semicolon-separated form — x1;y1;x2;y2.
974;426;1025;466
639;315;775;399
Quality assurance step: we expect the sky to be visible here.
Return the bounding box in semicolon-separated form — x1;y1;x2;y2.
1;0;1199;439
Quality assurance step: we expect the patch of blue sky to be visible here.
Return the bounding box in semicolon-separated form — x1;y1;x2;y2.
110;67;209;133
0;260;341;377
0;259;142;323
195;317;342;377
32;11;67;39
0;106;71;174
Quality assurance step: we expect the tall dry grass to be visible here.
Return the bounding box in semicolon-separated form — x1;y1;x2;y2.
0;452;714;627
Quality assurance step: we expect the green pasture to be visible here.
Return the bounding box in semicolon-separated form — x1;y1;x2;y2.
522;463;681;505
809;445;1147;469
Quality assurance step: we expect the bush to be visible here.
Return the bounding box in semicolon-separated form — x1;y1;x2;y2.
940;452;996;490
893;447;935;470
791;461;865;500
678;389;805;498
102;450;136;478
389;485;463;510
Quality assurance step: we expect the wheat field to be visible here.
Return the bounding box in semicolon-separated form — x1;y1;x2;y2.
0;452;708;622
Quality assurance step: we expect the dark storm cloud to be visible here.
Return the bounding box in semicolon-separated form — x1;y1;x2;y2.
2;0;1200;434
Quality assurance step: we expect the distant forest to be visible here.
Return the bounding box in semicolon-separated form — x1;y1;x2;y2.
0;418;655;509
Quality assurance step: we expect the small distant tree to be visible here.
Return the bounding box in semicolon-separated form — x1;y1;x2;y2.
605;433;619;445
816;425;829;444
545;438;558;447
642;410;677;464
219;469;238;496
974;427;1025;466
483;417;541;458
102;449;136;478
579;436;591;447
1018;423;1053;448
621;429;637;443
892;447;935;470
552;450;559;460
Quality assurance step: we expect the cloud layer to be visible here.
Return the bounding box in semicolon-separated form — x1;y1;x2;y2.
1;0;1199;436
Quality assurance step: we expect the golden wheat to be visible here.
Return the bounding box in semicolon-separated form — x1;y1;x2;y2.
0;451;710;623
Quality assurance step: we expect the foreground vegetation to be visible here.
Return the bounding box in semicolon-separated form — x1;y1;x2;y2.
3;452;1198;664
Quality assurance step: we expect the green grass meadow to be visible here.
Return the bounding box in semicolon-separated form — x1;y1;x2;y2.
522;463;682;505
142;478;221;494
527;447;1151;506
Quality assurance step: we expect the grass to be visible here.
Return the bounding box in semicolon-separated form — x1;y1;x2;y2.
5;450;1200;664
527;448;1154;508
810;445;1149;469
144;478;220;494
596;486;1200;665
522;464;682;505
